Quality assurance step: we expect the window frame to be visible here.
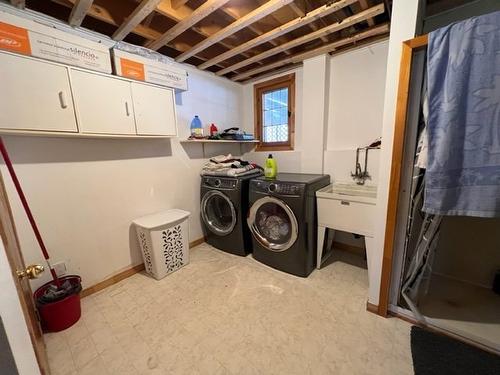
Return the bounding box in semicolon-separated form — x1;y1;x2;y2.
254;73;295;151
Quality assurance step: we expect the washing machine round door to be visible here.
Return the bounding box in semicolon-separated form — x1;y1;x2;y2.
201;191;236;236
247;196;298;252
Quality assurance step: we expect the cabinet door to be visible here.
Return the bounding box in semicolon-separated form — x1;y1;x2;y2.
70;70;136;135
0;53;77;132
131;82;177;136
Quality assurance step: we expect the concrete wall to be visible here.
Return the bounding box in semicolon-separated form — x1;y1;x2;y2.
324;40;389;185
242;40;389;184
2;66;242;291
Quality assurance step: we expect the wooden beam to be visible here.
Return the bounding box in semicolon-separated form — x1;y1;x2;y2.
198;0;357;70
217;3;385;76
112;0;162;41
221;4;285;53
358;0;376;26
147;0;230;50
289;3;329;43
171;0;189;9
152;0;261;64
233;23;389;81
52;0;228;68
10;0;25;9
68;0;94;27
175;0;295;63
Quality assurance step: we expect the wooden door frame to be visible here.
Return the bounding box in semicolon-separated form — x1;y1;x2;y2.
377;35;429;317
0;170;49;374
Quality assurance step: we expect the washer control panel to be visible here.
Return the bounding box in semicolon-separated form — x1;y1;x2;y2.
203;177;238;189
252;180;302;196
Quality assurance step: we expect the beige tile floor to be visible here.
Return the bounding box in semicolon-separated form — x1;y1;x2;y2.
44;243;414;375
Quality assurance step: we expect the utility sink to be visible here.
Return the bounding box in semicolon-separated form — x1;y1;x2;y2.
316;183;377;238
316;183;377;203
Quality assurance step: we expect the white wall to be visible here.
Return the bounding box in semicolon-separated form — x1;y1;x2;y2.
1;66;242;290
242;40;389;184
242;68;304;172
0;239;41;375
324;40;389;185
371;0;420;305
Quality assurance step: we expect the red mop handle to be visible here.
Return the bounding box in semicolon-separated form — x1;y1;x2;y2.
0;138;60;285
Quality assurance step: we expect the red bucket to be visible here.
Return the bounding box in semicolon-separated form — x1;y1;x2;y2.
34;275;82;332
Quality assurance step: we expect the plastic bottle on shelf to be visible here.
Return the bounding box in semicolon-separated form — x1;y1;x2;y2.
209;123;218;137
190;115;203;137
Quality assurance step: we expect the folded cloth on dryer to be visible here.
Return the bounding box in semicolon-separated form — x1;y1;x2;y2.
201;163;262;177
209;154;240;164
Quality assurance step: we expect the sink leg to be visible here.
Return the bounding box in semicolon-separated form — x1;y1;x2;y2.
317;225;326;269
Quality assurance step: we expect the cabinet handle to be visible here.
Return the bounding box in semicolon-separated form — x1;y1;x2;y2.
125;101;130;116
58;91;68;109
340;201;350;206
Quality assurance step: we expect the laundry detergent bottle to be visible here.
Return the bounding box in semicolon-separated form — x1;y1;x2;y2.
190;115;203;137
265;154;277;179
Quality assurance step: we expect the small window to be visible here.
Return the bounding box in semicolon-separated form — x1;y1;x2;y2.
254;74;295;151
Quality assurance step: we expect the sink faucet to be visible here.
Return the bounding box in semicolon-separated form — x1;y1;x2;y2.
351;147;372;185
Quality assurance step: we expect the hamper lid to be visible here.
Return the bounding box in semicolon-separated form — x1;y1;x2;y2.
133;209;190;229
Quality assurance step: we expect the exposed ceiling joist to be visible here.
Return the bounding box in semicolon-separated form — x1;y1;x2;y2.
175;0;295;63
289;3;328;43
112;0;162;41
198;0;357;70
51;0;230;68
171;0;189;9
146;0;230;50
152;0;262;64
216;3;385;76
234;23;390;82
358;0;376;26
68;0;94;27
221;5;285;53
10;0;25;9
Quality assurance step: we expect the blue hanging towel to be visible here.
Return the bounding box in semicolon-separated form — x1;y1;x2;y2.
424;11;500;217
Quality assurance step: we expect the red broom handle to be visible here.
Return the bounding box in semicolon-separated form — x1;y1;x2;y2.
0;138;60;285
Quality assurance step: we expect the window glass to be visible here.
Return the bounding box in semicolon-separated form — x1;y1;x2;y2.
262;87;289;143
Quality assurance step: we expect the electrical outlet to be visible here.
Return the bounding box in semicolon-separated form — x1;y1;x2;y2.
52;261;67;276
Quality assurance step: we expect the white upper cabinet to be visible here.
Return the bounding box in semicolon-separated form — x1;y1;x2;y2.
70;70;136;135
0;53;78;132
131;82;177;136
0;52;178;138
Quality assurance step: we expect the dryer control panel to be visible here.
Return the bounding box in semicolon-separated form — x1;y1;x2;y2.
202;177;238;189
251;180;303;196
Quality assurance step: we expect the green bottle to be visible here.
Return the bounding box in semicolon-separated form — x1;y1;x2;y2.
265;154;277;179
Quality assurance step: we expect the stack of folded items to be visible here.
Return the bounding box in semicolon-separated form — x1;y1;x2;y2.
201;154;263;177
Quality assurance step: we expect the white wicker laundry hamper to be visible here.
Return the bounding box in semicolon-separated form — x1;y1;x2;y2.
133;209;190;280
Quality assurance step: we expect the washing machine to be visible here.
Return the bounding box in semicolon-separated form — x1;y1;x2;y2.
247;173;330;277
200;173;261;256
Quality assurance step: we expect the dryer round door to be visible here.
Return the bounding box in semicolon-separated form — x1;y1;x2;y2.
201;191;236;236
247;196;298;252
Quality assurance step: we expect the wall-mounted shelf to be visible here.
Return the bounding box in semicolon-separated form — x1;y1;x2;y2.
180;139;260;157
180;139;260;143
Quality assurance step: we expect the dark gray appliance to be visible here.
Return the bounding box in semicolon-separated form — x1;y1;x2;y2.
200;174;261;256
247;173;330;277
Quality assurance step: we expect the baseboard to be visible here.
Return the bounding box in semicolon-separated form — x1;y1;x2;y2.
81;237;205;298
332;241;365;256
189;236;206;248
366;301;379;314
80;263;145;298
